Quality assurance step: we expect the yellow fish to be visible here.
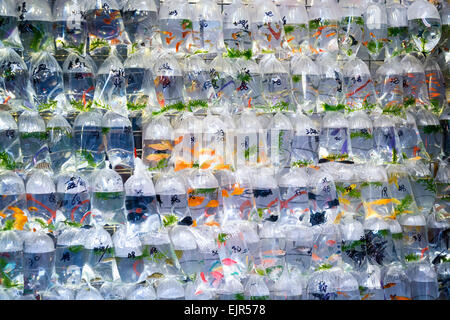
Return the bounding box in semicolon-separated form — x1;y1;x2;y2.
334;211;345;224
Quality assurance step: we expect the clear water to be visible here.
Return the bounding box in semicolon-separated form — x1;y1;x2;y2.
184;70;214;102
373;126;399;163
125;67;148;104
31;68;64;105
0;251;23;284
176;248;202;276
221;185;255;221
84;246;114;283
285;242;312;273
17;20;54;53
417;125;443;159
85;9;123;41
386;26;410;57
383;281;411;300
123;10;158;46
91;191;125;225
0;194;26;217
363;26;387;59
235;73;264;109
251;21;284;52
55;245;84;285
291;134;320;165
409;18;441;53
210;70;236;103
350;128;377;162
115;254;144;283
27;193;59;223
23;251;54;295
187;187;219;224
318;76;343;108
192;19;222;52
56;191;91;224
48;127;73;172
223;23;252;51
156;193;189;218
401;225;428;261
344;74;376;109
283;23;308;53
64;56;96;103
261;73;292;110
375;73;403;109
335;289;361;300
0;16;18;43
335;182;363;215
267;129;293;169
253;188;280;220
291;74;319;110
307;290;337;300
427;227;449;256
73;125;105;168
104;125;135;169
403;72;427;102
54;20;87;54
308;18;339;56
339;16;364;57
0;60;29;102
319;127;350;160
125;195;158;224
361;182;395;218
20;131;48;166
410;177;436;215
142;139;173;170
279;186;309;220
425;68;446;110
0;129;20;160
154;75;184;108
396;124;423;159
159;18;192;52
410;281;438;300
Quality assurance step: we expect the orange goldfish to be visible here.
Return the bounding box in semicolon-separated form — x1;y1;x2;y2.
390;295;411;300
231;186;245;196
222;190;230;198
146;153;170;162
188;196;205;207
206;200;219;208
383;283;397;289
149;141;173;151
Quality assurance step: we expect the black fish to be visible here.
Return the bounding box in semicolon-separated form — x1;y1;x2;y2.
253;189;273;198
265;215;278;222
310;211;326;226
178;216;193;226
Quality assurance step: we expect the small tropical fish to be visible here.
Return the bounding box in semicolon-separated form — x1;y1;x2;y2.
326;240;336;246
311;253;321;261
382;283;397;289
200;272;207;283
28;206;38;212
326;32;336;38
390;294;411;300
213;164;230;171
175;40;183;52
222;258;238;266
420;247;429;259
199;148;215;156
222;189;229;198
361;293;374;300
206;200;219;208
174;136;183;145
231;186;245;196
148;141;173;151
174;159;193;171
336;291;349;298
146;153;170;162
200;159;214;169
188;196;205;207
204;221;220;227
110;38;120;45
166;35;176;44
2;262;16;274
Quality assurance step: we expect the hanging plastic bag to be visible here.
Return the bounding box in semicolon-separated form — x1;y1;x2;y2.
290;112;320;167
362;1;388;60
53;0;88;59
338;0;365;58
191;0;225;55
279;0;309;55
0;111;21;170
386;1;410;58
47;114;74;173
348;111;378;164
266;111;293;171
424;57;447;114
73;109;106;172
142;115;174;172
123;0;160;49
63;52;97;112
234;57;265;112
319;111;353;163
0;0;22;50
209;55;237;114
222;0;253;56
17;0;55;57
85;0;130;63
158;0;193;54
102;111;135;170
290;54;319;114
316;53;344;112
372;114;403;164
55;227;86;287
124;158;159;236
308;0;340;58
412;106;443;160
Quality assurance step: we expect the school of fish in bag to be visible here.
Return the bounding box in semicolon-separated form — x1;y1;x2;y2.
0;0;448;301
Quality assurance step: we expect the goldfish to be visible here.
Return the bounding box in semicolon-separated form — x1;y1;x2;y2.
148;141;173;151
337;291;349;298
231;32;239;40
199;148;215;156
326;32;336;38
174;159;193;171
174;136;183;145
213;164;231;171
222;189;230;198
361;293;374;300
175;40;183;52
200;272;207;283
222;258;237;266
390;295;411;300
420;247;429;259
204;221;219;227
0;212;5;218
326;240;336;246
188;196;205;207
200;160;214;169
166;35;176;44
28;206;38;212
334;211;345;224
146;153;170;162
311;253;321;261
110;38;120;45
206;200;219;208
231;186;245;196
382;283;397;289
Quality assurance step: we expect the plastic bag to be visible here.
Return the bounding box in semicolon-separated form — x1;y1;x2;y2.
316;53;344;112
0;111;21;171
234;57;265;112
362;1;388;60
290;54;319;114
0;171;26;223
142;115;174;171
0;0;23;50
308;0;340;58
123;0;160;49
338;0;365;58
348;111;378;164
319;111;353;163
279;0;309;54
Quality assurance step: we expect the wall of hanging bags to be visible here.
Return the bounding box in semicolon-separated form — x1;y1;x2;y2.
0;0;448;300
